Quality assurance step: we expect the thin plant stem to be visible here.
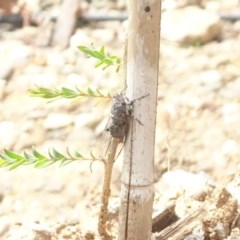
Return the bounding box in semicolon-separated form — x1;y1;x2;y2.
98;138;121;239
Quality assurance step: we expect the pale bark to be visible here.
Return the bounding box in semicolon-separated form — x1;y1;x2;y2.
118;1;161;239
52;0;80;49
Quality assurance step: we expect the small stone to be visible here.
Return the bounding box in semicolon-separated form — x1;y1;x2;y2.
204;1;220;12
0;64;14;80
194;70;222;91
44;179;64;193
43;113;74;130
185;226;205;240
0;121;18;150
14;124;46;150
162;6;221;44
220;0;240;9
62;50;77;65
0;216;9;237
221;103;240;124
162;0;202;10
220;77;240;99
6;224;36;240
221;140;239;156
233;21;240;33
9;67;59;91
30;69;60;87
34;230;52;240
155;169;215;199
91;29;115;44
0;40;33;75
46;50;66;67
0;79;6;99
70;30;92;49
227;171;240;204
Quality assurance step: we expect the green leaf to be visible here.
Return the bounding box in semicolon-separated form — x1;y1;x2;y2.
32;149;47;160
100;46;105;54
74;151;83;158
48;149;55;159
95;60;103;68
96;89;104;97
77;45;90;54
34;159;55;168
89;160;95;172
77;44;121;72
23;151;35;161
60;159;73;166
87;87;94;96
0;159;11;167
29;85;111;101
4;149;25;161
103;59;113;65
0;146;105;169
109;55;117;60
0;154;13;162
52;149;65;159
103;65;110;71
91;50;104;59
61;87;77;98
9;159;26;170
28;87;60;99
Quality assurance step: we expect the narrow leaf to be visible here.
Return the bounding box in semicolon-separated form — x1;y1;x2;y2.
95;60;103;68
0;159;10;167
77;46;90;54
103;65;110;70
61;87;77;98
89;160;95;173
4;149;25;160
74;151;83;158
91;51;104;59
34;159;55;168
100;46;105;54
60;159;73;166
9;159;26;170
103;59;113;65
48;149;55;159
90;150;97;160
23;151;35;161
32;149;47;160
87;87;94;96
96;89;103;97
52;149;65;159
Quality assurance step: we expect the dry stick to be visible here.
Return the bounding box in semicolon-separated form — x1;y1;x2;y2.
98;138;121;239
152;207;207;240
152;203;178;233
52;0;80;48
98;19;129;239
118;1;161;239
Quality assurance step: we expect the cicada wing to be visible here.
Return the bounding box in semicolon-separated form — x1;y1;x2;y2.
96;132;125;162
114;139;125;161
93;117;113;160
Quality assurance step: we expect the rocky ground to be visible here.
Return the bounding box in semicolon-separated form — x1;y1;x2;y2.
0;0;240;239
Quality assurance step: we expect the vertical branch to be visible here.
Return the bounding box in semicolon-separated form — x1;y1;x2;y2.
118;0;161;239
98;138;120;239
52;0;80;48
